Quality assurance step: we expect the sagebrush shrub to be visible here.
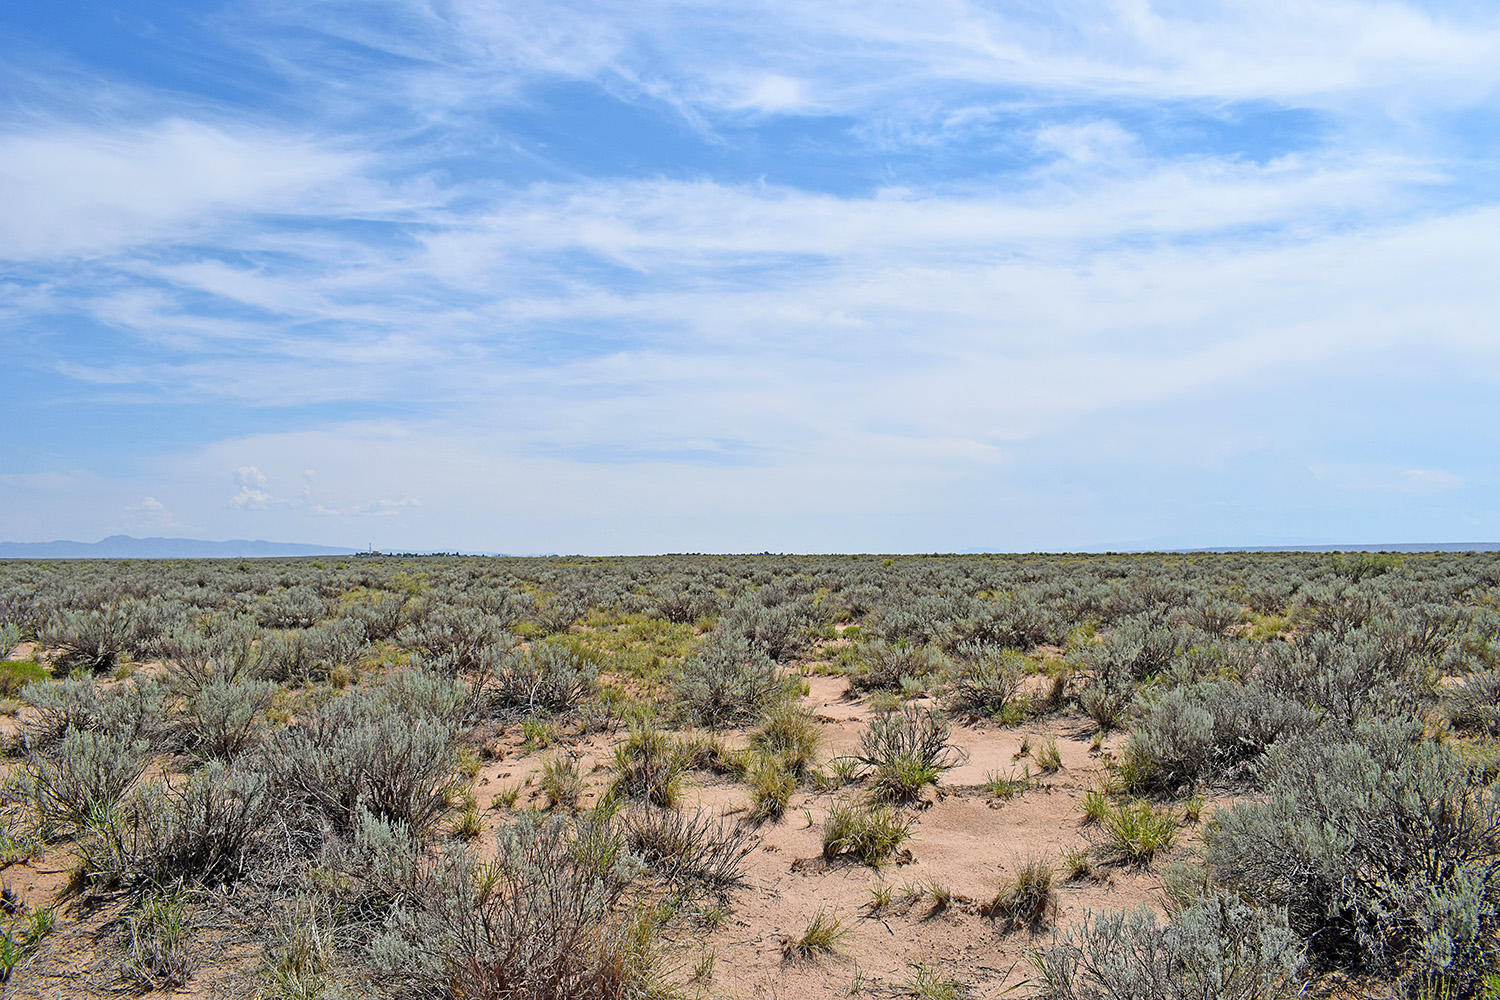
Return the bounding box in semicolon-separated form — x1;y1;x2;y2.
945;645;1025;718
952;592;1060;650
1256;631;1438;728
852;640;946;693
18;727;150;832
1033;894;1304;1000
1208;717;1500;993
1177;597;1243;636
382;667;478;728
368;814;667;1000
181;675;278;760
0;622;22;661
87;761;271;890
400;603;513;674
20;674;105;747
46;603;137;673
156;622;259;694
1076;617;1190;689
256;585;330;630
720;598;813;660
319;809;428;921
488;643;596;715
675;630;792;728
1078;671;1132;731
1119;678;1311;792
1449;669;1500;737
262;686;462;840
256;629;325;685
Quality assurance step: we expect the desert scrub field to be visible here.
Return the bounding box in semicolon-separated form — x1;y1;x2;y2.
0;551;1497;998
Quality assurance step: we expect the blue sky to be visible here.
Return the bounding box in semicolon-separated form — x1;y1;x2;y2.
3;1;1500;553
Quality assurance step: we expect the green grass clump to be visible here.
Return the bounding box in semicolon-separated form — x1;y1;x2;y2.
1;906;54;983
1081;786;1111;824
1099;799;1178;865
1034;737;1062;773
985;766;1034;800
984;858;1056;931
747;755;796;821
854;708;964;803
821;800;914;865
539;755;583;810
449;791;483;839
781;909;846;961
902;962;970;999
521;716;556;750
123;892;189;988
611;723;688;807
1244;611;1289;642
0;660;46;697
749;705;822;777
567;612;701;684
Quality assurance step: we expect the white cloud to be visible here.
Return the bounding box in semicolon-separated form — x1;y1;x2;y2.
6;0;1500;550
312;498;423;517
1402;468;1464;491
737;74;809;112
265;0;1500;122
0;119;365;260
1034;120;1135;164
1309;464;1467;494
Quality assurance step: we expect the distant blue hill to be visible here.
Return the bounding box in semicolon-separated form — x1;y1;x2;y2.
0;535;360;559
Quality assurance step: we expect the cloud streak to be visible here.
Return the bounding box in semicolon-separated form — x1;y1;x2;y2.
3;1;1499;550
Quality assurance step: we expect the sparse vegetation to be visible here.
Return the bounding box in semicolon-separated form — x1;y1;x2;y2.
850;707;965;802
782;909;846;961
985;858;1056;931
822;799;914;865
1033;894;1304;1000
0;550;1492;996
1098;799;1179;866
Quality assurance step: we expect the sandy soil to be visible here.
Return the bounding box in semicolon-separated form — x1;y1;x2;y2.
0;656;1203;999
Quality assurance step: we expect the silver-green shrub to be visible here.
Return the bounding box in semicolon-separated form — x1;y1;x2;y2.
1208;718;1500;993
262;686;462;840
487;643;597;715
17;727;150;832
84;761;271;890
945;645;1025;717
368;813;663;1000
1034;894;1303;1000
182;676;278;760
675;630;792;728
0;622;21;661
45;603;136;673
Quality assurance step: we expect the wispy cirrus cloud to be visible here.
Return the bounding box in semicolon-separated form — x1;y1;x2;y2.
3;1;1499;550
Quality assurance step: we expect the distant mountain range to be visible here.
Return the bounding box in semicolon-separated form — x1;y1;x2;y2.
0;535;360;559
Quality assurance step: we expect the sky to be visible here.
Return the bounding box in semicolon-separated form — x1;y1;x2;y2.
3;0;1500;554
